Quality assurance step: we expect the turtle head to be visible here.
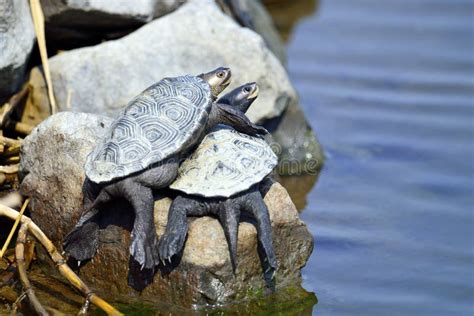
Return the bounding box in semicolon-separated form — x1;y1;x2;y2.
198;67;232;98
217;82;259;113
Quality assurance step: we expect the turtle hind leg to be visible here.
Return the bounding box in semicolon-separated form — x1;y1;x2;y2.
242;190;277;279
122;182;159;271
217;203;241;273
159;196;205;263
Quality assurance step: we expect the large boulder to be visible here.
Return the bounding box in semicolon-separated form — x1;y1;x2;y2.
217;0;286;64
26;0;295;123
19;112;314;307
0;0;35;104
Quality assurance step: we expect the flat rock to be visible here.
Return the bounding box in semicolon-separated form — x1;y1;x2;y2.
27;0;295;123
0;0;35;104
19;112;314;307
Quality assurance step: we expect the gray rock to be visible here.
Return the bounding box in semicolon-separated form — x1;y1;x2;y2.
217;0;286;64
28;0;296;123
243;0;286;64
0;0;35;104
266;100;325;175
41;0;183;28
19;112;314;307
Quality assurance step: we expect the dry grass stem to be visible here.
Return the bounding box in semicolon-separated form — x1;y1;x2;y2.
16;223;48;315
0;204;123;315
0;198;29;259
29;0;57;114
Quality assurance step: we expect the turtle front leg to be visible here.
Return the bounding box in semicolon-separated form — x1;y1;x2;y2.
122;181;159;270
217;203;241;273
212;103;268;136
242;190;277;279
63;179;106;262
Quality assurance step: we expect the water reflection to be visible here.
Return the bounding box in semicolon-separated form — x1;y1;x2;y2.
263;0;319;41
276;174;319;211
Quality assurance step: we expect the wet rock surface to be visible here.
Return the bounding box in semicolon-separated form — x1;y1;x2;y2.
0;0;35;104
27;0;295;123
19;112;314;307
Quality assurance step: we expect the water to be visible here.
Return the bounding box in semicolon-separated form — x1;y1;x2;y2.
284;0;474;314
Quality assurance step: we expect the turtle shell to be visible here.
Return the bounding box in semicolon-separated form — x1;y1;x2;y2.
85;75;212;183
170;125;278;198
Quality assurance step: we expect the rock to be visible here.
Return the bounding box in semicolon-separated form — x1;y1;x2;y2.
0;0;35;104
19;112;314;308
41;0;185;49
243;0;286;64
41;0;183;29
265;100;324;175
20;112;113;242
27;0;295;123
218;0;286;64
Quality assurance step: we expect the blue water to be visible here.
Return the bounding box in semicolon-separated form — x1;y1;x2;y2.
287;0;474;314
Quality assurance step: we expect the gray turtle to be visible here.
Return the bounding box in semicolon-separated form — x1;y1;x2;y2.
160;83;279;282
63;69;268;271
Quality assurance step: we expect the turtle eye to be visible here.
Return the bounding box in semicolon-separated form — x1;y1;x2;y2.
243;86;251;94
217;71;225;78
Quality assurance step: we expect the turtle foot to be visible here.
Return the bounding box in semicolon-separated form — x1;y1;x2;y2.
130;232;160;270
63;221;99;262
158;230;186;263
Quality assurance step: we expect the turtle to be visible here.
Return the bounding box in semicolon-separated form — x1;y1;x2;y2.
159;83;279;283
62;69;268;272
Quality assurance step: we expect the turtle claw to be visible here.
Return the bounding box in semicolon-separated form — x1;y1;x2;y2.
63;221;100;262
129;232;160;270
158;231;186;263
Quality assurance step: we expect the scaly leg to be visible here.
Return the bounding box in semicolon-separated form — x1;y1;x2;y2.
62;180;109;261
122;182;159;270
243;190;277;277
218;204;241;273
158;196;205;262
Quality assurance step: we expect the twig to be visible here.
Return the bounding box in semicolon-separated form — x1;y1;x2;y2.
2;156;20;164
0;204;123;315
0;136;22;147
12;291;27;314
66;89;73;110
0;130;4;153
0;192;22;208
2;145;20;157
29;0;57;114
0;198;29;259
13;122;34;136
16;223;49;316
0;164;19;174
